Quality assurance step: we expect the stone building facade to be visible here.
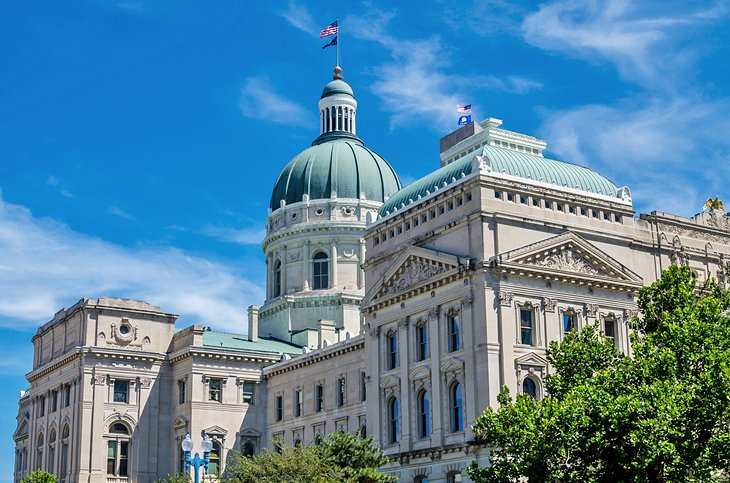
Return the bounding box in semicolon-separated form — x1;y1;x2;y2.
13;68;730;483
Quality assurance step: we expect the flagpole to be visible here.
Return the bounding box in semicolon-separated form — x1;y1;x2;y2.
336;17;340;68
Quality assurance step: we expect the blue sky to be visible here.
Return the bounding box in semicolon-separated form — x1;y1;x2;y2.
1;0;729;477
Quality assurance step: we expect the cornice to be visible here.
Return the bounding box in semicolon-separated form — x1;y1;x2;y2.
263;336;365;378
168;346;283;365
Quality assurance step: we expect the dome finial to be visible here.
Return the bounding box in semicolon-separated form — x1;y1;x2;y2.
333;66;343;80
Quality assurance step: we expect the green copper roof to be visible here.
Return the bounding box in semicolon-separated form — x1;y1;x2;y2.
270;133;402;210
203;330;301;354
321;79;354;99
379;144;619;217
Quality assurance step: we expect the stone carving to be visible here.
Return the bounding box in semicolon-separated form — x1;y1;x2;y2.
398;317;409;329
498;291;513;307
427;307;440;319
288;250;300;262
542;297;556;311
461;294;473;308
341;249;356;259
532;247;602;275
384;260;449;295
584;304;599;317
718;254;728;285
624;308;639;319
93;373;108;386
670;236;690;266
659;223;730;245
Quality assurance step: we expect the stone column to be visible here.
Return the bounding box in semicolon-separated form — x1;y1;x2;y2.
497;291;515;401
427;306;443;445
330;239;338;289
397;317;411;452
303;241;310;291
358;240;365;290
460;295;477;435
281;246;288;295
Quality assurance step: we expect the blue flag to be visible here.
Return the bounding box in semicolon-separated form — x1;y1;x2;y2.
322;36;338;49
458;115;471;126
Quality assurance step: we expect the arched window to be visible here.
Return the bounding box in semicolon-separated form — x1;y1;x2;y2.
242;441;255;457
417;390;430;439
448;313;461;352
107;422;130;477
61;425;70;482
48;429;56;473
414;476;429;483
450;382;463;432
208;442;221;476
273;260;282;297
312;252;329;290
523;377;538;399
446;471;462;483
36;433;44;469
387;397;399;444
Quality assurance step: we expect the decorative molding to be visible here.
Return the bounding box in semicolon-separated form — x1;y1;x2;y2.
498;291;514;307
383;260;449;296
658;222;730;245
534;248;602;275
542;297;556;311
427;306;440;319
398;317;409;329
584;304;599;317
461;294;473;308
624;308;639;319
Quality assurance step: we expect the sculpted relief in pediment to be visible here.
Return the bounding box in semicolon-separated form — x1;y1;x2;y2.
531;247;603;276
383;260;449;296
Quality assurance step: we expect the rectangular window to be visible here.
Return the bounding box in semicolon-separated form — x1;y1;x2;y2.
275;395;283;421
178;380;186;404
113;380;129;404
38;396;45;417
51;390;58;413
360;371;367;402
448;314;461;352
605;319;616;342
563;313;576;333
315;384;324;412
337;377;346;407
520;309;534;345
119;441;129;477
242;381;255;404
64;384;71;407
209;378;222;402
416;324;428;361
387;333;398;370
294;390;302;417
107;441;116;474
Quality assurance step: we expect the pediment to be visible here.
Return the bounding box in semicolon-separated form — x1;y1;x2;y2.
379;374;400;389
409;366;431;381
364;246;465;305
492;232;643;290
515;352;548;368
240;427;261;438
440;356;464;374
202;425;227;437
13;419;28;441
173;416;188;431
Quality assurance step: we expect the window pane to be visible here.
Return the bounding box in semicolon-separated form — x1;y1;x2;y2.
313;253;329;290
520;310;533;345
119;441;128;477
113;380;129;403
242;382;255;404
523;378;537;398
563;314;575;333
209;379;222;402
605;319;616;340
451;383;463;432
449;316;461;351
276;396;282;421
178;381;186;404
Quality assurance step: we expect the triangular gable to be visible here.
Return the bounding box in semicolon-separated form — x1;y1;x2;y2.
515;352;548;368
13;418;28;441
440;356;464;374
173;416;188;431
241;427;261;438
202;425;227;437
492;232;643;290
379;374;400;389
409;366;430;381
364;246;464;306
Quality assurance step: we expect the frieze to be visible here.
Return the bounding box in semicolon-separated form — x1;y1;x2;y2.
383;260;449;295
659;223;730;245
542;297;557;311
498;291;514;307
427;307;440;319
584;304;599;317
532;248;602;275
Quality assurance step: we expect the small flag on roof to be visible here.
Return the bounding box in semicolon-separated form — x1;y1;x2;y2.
322;36;338;50
457;104;472;114
320;20;339;38
458;115;472;126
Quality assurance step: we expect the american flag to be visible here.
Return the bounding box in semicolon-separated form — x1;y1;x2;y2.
320;20;339;38
456;104;472;114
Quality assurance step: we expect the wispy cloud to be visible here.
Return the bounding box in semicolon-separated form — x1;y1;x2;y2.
202;225;266;246
347;9;541;131
47;175;74;199
522;0;725;89
278;0;318;36
0;192;263;331
107;206;134;220
239;76;313;128
114;2;145;14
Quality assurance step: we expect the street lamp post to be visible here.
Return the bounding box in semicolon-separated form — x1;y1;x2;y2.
181;433;214;483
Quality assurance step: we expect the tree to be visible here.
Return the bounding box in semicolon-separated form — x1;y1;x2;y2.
226;430;396;483
20;470;56;483
154;474;191;483
469;265;730;482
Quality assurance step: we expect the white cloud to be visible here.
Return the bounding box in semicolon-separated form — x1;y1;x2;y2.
522;0;725;88
347;9;541;132
0;192;263;331
107;206;135;220
239;76;313;128
278;0;317;36
202;225;266;246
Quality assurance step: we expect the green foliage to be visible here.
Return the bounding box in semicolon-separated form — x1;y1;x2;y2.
225;430;395;483
154;474;191;483
20;470;56;483
469;265;730;482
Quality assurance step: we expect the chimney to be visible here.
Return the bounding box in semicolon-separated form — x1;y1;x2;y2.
247;305;259;342
317;319;336;348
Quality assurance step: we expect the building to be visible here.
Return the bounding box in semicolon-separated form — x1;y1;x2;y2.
14;67;730;483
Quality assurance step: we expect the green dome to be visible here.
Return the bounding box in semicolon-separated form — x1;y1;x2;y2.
321;79;354;99
270;132;402;211
379;144;619;217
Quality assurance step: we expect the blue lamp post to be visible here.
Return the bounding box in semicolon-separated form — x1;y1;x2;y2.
181;433;214;483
